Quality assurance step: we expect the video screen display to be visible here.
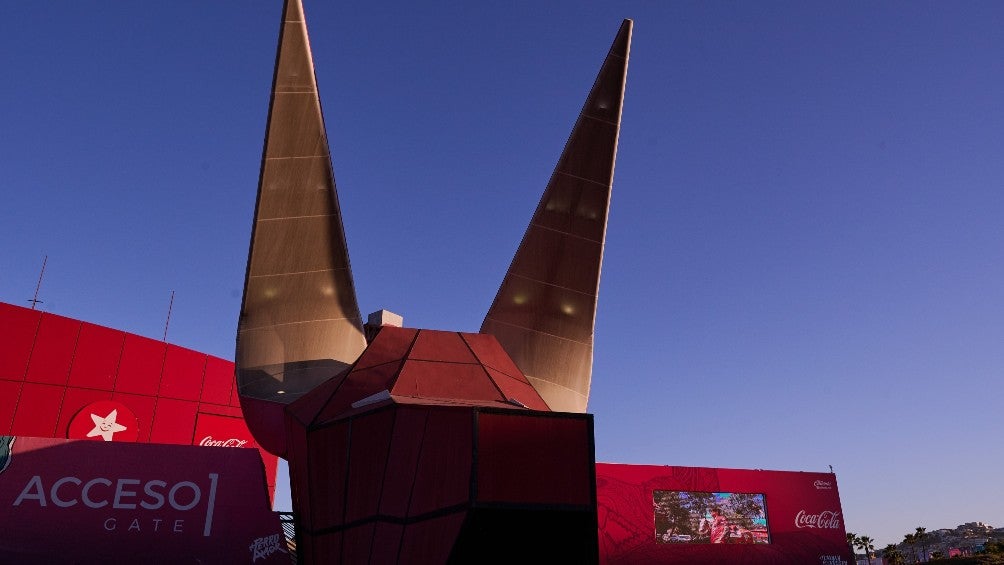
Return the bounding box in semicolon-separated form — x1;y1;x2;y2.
653;490;770;544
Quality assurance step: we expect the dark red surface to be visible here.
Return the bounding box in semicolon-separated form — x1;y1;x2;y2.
0;301;280;499
24;312;78;386
0;302;39;381
595;463;854;564
0;436;287;564
67;322;123;390
282;329;599;563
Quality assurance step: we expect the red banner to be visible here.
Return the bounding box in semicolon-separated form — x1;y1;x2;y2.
0;436;288;564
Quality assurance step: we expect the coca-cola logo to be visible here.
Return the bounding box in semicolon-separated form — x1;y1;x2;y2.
813;480;832;490
795;510;842;529
199;436;248;448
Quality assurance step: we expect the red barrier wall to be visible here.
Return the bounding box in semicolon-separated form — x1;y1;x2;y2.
0;302;279;499
597;463;854;564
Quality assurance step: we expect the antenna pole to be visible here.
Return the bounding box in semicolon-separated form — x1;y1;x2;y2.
29;255;48;310
163;290;175;342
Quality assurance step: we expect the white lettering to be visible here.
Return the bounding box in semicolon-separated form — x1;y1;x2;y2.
141;480;167;510
104;518;116;531
51;476;81;508
168;482;200;511
13;476;46;507
114;479;141;509
795;510;842;529
82;478;112;508
174;519;184;533
129;518;141;532
199;436;248;448
250;533;288;561
152;518;163;531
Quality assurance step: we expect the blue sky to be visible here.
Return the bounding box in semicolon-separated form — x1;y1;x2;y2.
3;1;1003;549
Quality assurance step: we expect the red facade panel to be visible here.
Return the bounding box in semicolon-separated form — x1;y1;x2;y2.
408;330;478;363
352;327;415;370
307;422;350;531
201;355;234;406
0;302;41;381
370;523;405;564
485;367;550;410
461;332;525;379
11;382;63;437
149;397;198;444
55;387;114;438
398;513;466;565
394;361;503;403
67;322;124;391
379;408;428;518
0;380;22;433
341;523;377;565
477;412;593;506
345;409;395;523
409;409;472;517
24;313;79;386
159;344;206;401
116;333;165;396
112;391;157;442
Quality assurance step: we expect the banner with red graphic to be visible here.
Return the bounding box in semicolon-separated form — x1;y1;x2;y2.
0;436;288;564
596;463;855;564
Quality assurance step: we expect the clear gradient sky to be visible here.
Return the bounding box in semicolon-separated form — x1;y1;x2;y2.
3;1;1003;549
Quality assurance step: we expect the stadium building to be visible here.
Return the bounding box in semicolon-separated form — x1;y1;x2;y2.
1;1;854;563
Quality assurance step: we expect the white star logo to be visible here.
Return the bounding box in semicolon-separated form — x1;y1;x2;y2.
87;409;128;441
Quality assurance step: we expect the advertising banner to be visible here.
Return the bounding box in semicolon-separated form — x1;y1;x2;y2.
0;436;288;564
597;463;854;564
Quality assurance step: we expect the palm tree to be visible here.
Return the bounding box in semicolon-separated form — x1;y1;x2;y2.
903;532;917;563
856;535;875;565
882;543;905;565
915;527;930;562
847;532;858;558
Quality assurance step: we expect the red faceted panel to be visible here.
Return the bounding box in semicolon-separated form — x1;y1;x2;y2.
409;330;478;363
398;512;466;565
304;531;342;565
116;334;166;396
394;361;504;404
12;382;63;437
196;404;243;418
409;410;473;517
477;412;594;506
0;380;22;433
159;345;205;401
485;367;550;411
67;323;124;391
461;333;526;381
370;523;404;564
201;355;234;406
379;408;428;518
25;313;80;386
307;422;350;531
353;326;416;370
341;523;376;565
314;361;401;424
0;303;41;381
113;392;157;443
345;409;395;523
148;398;198;444
55;387;113;438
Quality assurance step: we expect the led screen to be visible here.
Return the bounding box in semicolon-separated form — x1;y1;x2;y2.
653;490;770;544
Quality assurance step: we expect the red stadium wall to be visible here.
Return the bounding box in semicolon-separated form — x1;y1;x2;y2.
0;302;279;499
596;463;854;564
